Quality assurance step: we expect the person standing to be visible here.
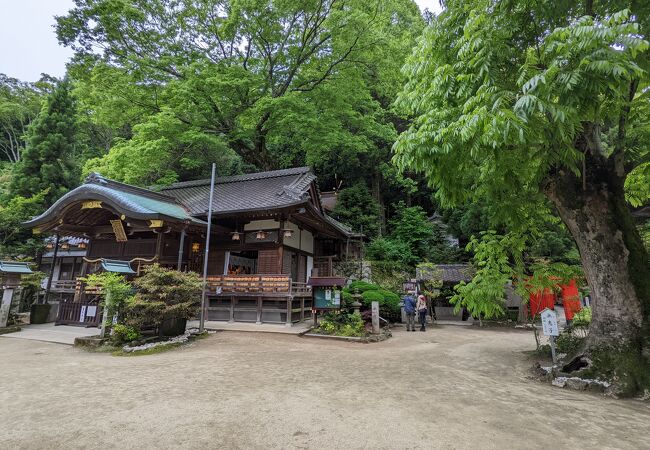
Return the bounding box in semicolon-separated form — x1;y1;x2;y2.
403;292;417;332
416;294;428;332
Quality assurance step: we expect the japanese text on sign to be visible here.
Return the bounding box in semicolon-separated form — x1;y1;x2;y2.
540;308;559;336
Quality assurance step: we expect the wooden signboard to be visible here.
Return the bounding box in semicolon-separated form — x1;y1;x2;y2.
402;280;417;292
313;287;342;309
110;219;128;242
309;277;346;311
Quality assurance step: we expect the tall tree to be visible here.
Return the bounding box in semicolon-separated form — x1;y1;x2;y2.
331;183;381;237
56;0;424;188
0;75;50;164
11;79;81;205
394;1;650;394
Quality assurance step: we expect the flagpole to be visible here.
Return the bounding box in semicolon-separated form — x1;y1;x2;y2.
199;163;216;333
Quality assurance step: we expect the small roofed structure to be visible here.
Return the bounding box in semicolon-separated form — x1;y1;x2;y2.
0;261;33;287
96;259;136;274
24;167;361;327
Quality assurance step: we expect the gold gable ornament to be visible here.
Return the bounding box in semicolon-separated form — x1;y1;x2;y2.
149;220;164;228
81;200;103;209
110;219;128;242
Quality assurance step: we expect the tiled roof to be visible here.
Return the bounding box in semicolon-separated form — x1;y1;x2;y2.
160;167;317;216
324;214;362;237
25;173;203;228
0;261;33;274
25;168;360;238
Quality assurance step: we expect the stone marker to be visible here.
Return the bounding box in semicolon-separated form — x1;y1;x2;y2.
371;301;380;334
0;288;14;328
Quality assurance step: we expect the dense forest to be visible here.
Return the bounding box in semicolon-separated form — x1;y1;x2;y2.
0;0;582;265
1;0;649;392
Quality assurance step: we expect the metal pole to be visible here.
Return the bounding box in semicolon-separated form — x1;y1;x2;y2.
199;163;216;332
177;228;186;271
44;234;60;304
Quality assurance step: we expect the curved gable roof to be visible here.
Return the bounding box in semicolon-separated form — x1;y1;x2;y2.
25;173;201;229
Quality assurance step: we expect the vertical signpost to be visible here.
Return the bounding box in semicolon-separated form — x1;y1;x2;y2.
371;301;380;334
540;308;560;364
0;288;13;328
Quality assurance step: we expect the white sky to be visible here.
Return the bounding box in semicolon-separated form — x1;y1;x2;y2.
0;0;443;82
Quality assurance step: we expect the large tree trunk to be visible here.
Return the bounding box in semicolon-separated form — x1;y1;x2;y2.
544;153;650;394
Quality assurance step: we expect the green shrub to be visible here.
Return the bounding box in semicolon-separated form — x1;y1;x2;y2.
314;312;366;337
366;237;414;266
572;307;591;328
378;289;401;309
18;270;45;312
341;289;353;306
358;285;402;320
111;324;140;344
80;272;134;319
361;290;384;305
349;280;379;293
122;264;202;332
556;332;585;355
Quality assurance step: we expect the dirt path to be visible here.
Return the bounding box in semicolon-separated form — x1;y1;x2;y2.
1;325;648;449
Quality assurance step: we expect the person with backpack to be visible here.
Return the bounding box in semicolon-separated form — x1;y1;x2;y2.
403;291;417;332
416;294;428;332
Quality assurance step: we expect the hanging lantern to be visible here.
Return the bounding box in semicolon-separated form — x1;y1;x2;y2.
230;231;242;241
281;228;294;238
78;241;87;250
60;242;70;250
255;230;268;240
191;242;201;253
45;242;54;250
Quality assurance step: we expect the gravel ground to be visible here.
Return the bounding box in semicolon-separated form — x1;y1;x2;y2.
1;325;648;449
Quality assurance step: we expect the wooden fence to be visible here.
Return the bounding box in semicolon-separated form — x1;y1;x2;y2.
56;300;102;327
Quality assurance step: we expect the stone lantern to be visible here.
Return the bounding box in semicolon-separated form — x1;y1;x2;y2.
0;261;33;328
351;288;362;316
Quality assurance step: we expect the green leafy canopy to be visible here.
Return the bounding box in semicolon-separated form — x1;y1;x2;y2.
393;4;649;219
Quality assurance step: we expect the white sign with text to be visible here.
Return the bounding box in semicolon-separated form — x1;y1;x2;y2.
540;308;559;336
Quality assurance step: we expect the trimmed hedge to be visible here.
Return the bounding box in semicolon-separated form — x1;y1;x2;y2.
361;290;384;305
348;281;379;293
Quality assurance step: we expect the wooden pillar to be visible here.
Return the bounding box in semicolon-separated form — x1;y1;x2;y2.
69;257;77;282
229;296;235;323
79;238;93;277
256;296;262;324
346;237;350;261
285;296;292;327
155;231;164;262
300;297;305;321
